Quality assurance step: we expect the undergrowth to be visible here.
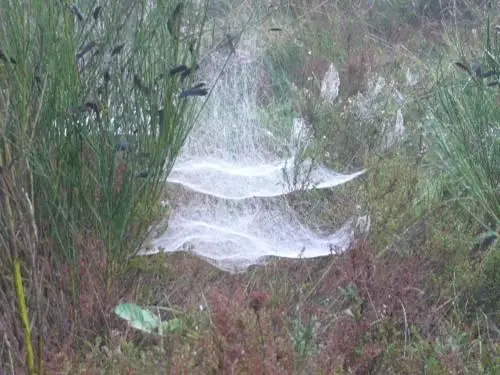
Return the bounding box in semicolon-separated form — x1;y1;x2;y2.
2;0;500;374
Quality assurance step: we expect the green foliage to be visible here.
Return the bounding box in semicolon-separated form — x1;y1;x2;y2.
430;21;500;236
0;0;211;370
114;303;187;336
1;0;207;270
115;303;161;334
293;309;316;364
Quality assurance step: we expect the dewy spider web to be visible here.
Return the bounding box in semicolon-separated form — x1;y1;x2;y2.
141;32;365;272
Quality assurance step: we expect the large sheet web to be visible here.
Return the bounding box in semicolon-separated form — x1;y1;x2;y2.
141;39;365;272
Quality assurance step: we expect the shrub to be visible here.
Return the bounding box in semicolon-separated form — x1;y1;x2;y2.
0;0;209;371
429;19;500;330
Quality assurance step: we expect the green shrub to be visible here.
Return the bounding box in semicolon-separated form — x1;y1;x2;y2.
429;19;500;331
0;0;210;370
430;21;499;236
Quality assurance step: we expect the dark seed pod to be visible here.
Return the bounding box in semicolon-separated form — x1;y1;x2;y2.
167;3;184;39
111;44;125;56
93;6;102;21
188;40;196;55
179;85;208;98
76;41;96;60
180;63;199;82
0;48;16;64
158;108;165;126
190;82;206;90
454;61;471;74
169;64;189;76
71;4;84;22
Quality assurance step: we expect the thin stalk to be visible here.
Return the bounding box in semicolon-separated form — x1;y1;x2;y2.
13;258;36;375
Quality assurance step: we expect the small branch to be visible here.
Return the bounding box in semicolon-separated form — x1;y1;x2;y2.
399;300;409;358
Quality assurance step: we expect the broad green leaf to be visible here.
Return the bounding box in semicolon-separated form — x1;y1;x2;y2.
114;303;160;334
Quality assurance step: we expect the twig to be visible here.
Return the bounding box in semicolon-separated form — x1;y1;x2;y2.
254;310;266;375
400;300;408;358
364;282;379;320
432;298;455;314
201;292;214;327
3;333;15;374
